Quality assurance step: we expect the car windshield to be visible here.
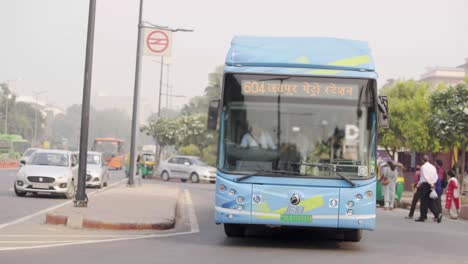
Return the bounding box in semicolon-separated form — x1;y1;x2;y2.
219;73;375;179
87;154;101;165
191;158;208;166
23;149;36;157
29;152;69;167
143;154;155;162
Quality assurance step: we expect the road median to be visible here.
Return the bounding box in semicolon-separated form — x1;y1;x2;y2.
45;183;180;230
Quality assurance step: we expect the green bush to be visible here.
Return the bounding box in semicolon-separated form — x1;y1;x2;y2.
178;144;201;157
202;144;217;166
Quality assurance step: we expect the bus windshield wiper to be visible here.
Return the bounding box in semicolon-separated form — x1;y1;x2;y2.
235;169;302;182
284;162;357;187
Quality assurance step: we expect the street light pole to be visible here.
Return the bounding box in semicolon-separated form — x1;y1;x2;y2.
75;0;97;207
128;0;144;186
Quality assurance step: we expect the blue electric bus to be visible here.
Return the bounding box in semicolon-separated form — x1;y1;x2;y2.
208;36;388;242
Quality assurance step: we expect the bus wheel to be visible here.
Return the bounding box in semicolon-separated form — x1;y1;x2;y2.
190;173;199;183
344;229;362;242
224;224;245;237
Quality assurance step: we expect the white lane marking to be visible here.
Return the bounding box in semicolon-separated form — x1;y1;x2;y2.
0;178;126;230
0;234;146;238
0;241;79;244
184;189;199;233
0;230;197;251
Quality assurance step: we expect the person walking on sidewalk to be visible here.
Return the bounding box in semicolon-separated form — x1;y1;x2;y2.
406;164;422;219
382;161;398;210
445;171;460;219
415;155;442;223
434;160;445;220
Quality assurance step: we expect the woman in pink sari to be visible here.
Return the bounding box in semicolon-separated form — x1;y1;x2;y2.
445;171;460;219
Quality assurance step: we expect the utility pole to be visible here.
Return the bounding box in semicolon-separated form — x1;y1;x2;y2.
75;0;97;207
128;0;144;187
32;90;46;147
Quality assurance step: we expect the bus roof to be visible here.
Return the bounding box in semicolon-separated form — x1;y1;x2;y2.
226;36;375;74
94;137;124;143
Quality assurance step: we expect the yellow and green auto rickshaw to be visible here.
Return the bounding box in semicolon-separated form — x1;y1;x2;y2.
139;152;156;178
376;161;405;207
125;152;156;178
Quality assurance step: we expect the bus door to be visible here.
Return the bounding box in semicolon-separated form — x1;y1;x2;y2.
251;184;340;228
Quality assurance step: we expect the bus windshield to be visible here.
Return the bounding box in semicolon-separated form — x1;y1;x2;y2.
220;73;375;179
94;141;120;155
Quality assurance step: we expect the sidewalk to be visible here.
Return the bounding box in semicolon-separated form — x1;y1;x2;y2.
46;183;181;230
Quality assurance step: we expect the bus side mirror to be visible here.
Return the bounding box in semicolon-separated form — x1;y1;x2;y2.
207;99;220;130
377;96;389;128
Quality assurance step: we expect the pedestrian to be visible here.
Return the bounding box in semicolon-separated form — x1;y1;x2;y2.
382;161;398;210
415;155;442;223
434;160;445;220
445;171;460;219
405;164;422;219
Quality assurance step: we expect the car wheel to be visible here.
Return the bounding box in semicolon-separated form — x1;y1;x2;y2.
343;229;362;242
224;224;246;237
161;171;170;181
14;185;27;197
181;179;187;183
65;182;76;199
104;181;108;187
190;173;199;183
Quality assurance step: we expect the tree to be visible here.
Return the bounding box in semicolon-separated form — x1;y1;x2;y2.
181;66;222;115
379;80;438;159
429;82;468;185
140;117;180;162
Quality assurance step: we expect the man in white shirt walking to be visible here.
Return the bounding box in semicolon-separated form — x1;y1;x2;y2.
415;155;442;223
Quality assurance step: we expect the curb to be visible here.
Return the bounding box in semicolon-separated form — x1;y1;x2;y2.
45;213;175;230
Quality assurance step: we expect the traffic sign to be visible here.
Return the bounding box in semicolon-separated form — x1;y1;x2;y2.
144;28;172;56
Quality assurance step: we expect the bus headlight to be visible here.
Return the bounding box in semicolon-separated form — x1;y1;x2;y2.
355;194;363;201
236;196;244;204
347;209;353;216
218;185;226;192
365;191;373;198
236;205;244;211
347;201;354;208
228;189;236;196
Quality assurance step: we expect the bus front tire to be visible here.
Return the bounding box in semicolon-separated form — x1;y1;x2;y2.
224;224;245;237
343;229;362;242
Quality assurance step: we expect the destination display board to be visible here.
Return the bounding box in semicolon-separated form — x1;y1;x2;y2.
241;80;359;99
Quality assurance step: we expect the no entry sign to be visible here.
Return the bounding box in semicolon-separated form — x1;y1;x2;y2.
143;28;172;56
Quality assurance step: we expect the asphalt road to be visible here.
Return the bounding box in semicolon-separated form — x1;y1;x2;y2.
1;176;467;264
0;168;126;225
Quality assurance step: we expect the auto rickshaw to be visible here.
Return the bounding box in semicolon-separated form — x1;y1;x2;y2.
139;152;156;178
376;161;405;207
125;152;156;178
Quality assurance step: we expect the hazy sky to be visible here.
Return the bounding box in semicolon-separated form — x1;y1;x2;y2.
1;0;468;112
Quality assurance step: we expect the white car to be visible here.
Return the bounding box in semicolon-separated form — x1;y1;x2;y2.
14;149;78;199
85;151;109;188
157;156;216;183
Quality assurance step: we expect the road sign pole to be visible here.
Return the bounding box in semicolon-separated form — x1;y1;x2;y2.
75;0;97;207
157;56;164;117
128;0;144;186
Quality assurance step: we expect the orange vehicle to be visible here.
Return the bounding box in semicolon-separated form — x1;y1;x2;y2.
92;138;125;170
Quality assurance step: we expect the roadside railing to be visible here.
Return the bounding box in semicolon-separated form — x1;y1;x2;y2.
0;159;20;169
